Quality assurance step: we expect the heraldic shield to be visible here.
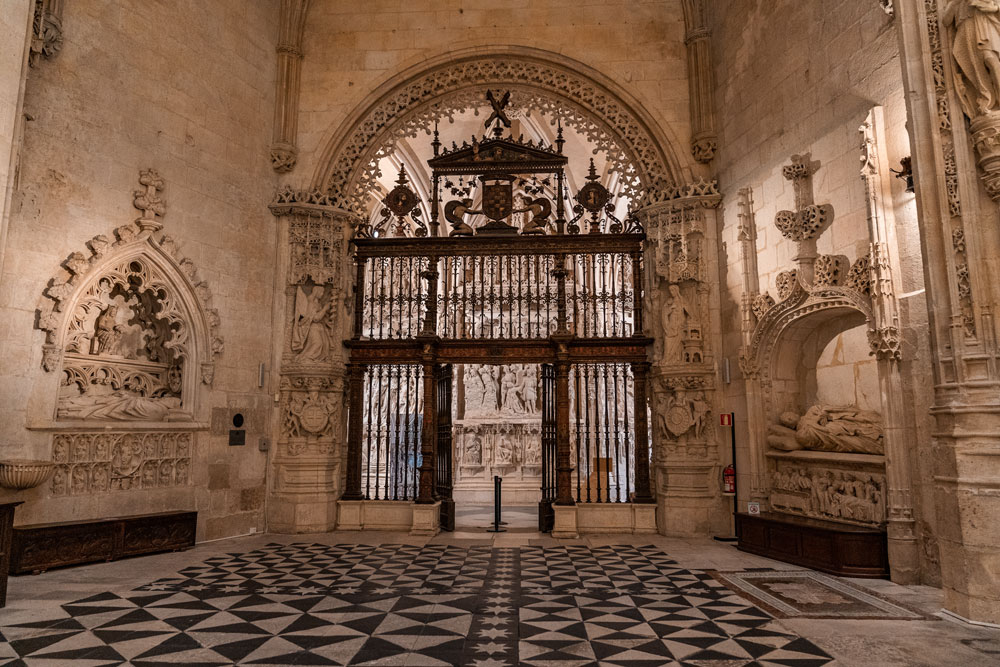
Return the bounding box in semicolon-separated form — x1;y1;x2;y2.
482;181;513;221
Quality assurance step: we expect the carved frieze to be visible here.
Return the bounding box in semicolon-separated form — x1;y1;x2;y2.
50;431;192;495
770;464;886;527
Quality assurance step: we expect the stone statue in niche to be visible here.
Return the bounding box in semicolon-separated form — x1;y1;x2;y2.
767;405;885;455
494;435;514;465
291;284;333;362
944;0;1000;117
660;284;699;363
464;434;483;465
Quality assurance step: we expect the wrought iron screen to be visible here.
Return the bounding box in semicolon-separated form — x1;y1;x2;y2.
360;364;423;500
572;362;636;503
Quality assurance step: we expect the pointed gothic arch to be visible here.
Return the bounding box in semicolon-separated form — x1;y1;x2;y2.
310;46;695;217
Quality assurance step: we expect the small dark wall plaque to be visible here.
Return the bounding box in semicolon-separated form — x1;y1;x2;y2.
229;430;246;446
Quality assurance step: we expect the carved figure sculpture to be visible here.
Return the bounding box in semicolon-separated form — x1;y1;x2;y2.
90;305;123;355
500;365;529;414
690;391;710;439
944;0;1000;116
660;284;696;363
767;405;884;455
494;436;514;465
291;285;332;362
465;435;483;465
58;389;183;421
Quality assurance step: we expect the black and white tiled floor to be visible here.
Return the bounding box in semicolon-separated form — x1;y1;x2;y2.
0;543;834;666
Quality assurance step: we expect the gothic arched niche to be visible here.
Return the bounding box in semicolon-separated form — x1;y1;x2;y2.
310;47;693;218
37;222;223;423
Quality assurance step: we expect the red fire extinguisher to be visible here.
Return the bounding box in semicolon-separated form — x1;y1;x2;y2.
722;464;736;496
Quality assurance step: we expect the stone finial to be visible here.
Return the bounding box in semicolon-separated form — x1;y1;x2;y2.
133;168;165;228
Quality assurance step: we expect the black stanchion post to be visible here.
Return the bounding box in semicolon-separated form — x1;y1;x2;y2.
487;475;506;533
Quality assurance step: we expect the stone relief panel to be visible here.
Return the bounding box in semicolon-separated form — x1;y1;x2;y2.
49;431;192;496
278;375;345;458
455;422;543;471
769;463;886;526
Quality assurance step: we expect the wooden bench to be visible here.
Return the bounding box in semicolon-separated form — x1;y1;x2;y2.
9;510;196;575
736;511;888;578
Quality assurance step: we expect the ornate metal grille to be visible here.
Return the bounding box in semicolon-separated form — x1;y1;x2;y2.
360;364;423;500
573;362;635;503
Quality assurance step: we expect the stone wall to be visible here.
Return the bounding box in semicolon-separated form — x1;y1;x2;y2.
0;0;280;541
0;0;32;277
707;0;939;583
292;0;696;184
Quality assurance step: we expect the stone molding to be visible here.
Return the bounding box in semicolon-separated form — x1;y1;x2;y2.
312;49;689;216
270;0;310;172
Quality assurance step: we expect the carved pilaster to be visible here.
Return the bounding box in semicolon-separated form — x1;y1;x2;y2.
270;0;310;172
685;25;717;163
774;154;834;285
860;106;918;583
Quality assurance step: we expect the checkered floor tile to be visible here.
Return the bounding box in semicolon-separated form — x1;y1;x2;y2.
0;543;833;666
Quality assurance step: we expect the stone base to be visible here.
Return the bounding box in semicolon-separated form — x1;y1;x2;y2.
336;500;413;532
410;501;441;536
657;496;730;536
267;493;338;533
552;504;579;539
574;503;658;534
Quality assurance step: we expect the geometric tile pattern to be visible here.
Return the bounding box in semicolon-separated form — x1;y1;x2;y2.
0;543;834;666
711;569;928;620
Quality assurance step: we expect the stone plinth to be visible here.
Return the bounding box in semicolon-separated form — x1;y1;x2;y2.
336;500;413;532
410;501;441;536
552;504;579;539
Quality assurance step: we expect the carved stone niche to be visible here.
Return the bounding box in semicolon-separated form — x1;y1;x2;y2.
741;276;887;520
37;222;223;423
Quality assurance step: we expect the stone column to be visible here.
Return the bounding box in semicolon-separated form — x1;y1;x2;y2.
894;1;1000;622
685;25;718;163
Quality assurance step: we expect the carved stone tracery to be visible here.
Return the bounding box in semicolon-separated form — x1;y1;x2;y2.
315;53;687;217
36;170;223;423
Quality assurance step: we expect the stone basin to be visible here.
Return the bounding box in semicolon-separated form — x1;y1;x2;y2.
0;460;55;490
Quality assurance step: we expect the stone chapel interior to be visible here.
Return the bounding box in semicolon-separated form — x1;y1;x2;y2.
1;0;999;628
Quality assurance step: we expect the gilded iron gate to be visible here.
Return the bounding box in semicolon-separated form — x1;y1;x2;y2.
539;364;557;532
435;364;455;531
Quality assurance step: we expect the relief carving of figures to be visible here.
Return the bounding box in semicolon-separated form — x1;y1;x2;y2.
767;405;885;455
465;364;499;416
771;466;885;525
500;365;537;415
57;391;183;421
944;0;1000;117
493;435;514;466
462;434;483;466
50;431;192;495
90;305;124;355
656;389;711;440
291;284;333;362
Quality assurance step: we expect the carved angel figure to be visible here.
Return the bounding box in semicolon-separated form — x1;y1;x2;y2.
291;285;332;362
944;0;1000;116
